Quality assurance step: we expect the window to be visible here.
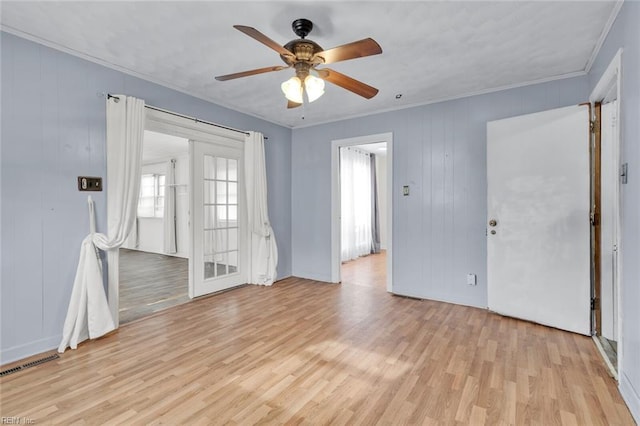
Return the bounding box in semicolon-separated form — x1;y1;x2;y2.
137;174;165;217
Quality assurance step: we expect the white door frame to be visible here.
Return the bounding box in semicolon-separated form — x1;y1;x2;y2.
589;48;623;376
107;107;245;327
331;132;393;292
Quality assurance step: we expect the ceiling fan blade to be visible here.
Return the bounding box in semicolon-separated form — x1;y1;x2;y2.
233;25;295;60
215;65;288;81
287;100;302;109
317;68;379;99
314;38;382;64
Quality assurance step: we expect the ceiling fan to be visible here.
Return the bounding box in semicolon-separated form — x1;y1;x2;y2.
215;18;382;109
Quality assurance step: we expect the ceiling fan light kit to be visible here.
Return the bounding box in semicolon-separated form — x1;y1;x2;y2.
281;76;303;103
215;18;382;108
304;74;325;102
281;73;325;104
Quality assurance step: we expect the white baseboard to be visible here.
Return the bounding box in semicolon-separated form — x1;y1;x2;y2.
1;335;61;366
620;372;640;424
273;274;292;283
290;270;334;283
391;289;485;309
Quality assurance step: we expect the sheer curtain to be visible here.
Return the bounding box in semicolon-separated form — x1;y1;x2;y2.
164;158;177;254
341;147;373;261
370;154;381;254
245;131;278;285
58;95;145;353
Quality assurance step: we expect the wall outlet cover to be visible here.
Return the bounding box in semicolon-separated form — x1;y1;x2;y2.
467;273;477;286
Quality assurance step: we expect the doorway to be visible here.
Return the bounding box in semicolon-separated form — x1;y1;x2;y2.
590;49;623;376
331;133;393;291
119;130;190;324
107;106;248;328
596;100;620;371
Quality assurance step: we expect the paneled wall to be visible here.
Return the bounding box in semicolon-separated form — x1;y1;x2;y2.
292;76;589;307
0;32;292;363
588;1;640;420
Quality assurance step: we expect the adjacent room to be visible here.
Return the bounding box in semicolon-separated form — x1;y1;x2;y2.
119;130;191;324
1;1;638;424
339;141;390;292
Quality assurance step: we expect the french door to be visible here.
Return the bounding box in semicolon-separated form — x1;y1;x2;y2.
191;140;246;298
487;104;591;335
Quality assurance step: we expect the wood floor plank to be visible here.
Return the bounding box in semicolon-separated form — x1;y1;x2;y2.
1;252;634;424
119;248;189;324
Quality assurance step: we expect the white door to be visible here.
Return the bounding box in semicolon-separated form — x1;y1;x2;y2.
191;140;246;298
487;104;591;335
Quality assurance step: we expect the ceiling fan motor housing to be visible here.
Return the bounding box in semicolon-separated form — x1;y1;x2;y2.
282;40;324;63
280;19;325;65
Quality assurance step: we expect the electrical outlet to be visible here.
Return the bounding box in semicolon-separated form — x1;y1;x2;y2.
467;273;477;286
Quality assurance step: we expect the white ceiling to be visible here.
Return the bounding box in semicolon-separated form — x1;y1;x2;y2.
0;1;619;129
143;130;188;164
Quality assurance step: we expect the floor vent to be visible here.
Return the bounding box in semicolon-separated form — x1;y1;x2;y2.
0;353;59;377
0;366;23;377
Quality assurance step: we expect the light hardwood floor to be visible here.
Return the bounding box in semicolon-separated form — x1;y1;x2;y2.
1;254;634;424
341;251;387;290
119;249;189;324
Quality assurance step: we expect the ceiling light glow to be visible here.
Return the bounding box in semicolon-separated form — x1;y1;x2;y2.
304;75;325;103
281;76;303;104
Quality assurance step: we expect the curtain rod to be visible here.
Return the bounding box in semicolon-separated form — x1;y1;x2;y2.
107;94;267;139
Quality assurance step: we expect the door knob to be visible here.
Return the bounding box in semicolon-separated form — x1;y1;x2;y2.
489;219;497;227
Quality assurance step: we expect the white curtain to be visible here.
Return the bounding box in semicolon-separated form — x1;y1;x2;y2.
341;147;373;261
164;158;177;254
58;95;145;353
244;131;278;285
370;154;381;254
126;218;139;248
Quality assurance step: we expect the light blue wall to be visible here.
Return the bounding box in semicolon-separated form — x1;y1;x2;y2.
3;8;638;420
292;76;588;307
0;32;292;363
588;2;640;421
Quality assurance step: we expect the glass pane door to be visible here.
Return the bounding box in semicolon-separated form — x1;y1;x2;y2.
203;156;239;279
191;140;245;298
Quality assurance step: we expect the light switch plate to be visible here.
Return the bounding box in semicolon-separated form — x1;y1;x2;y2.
78;176;102;191
403;185;410;196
